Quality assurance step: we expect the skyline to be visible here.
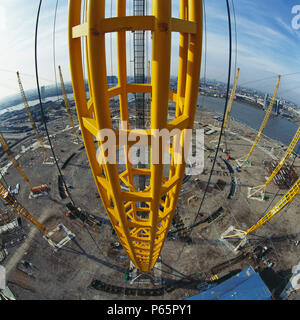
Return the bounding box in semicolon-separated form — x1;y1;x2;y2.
0;1;300;105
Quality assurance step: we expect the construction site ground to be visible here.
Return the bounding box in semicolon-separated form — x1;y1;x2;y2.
0;100;299;300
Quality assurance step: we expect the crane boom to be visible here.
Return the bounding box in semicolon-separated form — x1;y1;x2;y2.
58;65;78;140
0;132;31;188
236;75;281;167
0;182;46;232
16;72;48;156
222;68;239;134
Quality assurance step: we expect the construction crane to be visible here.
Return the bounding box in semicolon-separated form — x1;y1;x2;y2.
0;181;46;232
222;68;239;134
58;65;79;142
248;126;300;200
221;178;300;251
68;0;203;272
16;71;48;158
236;75;281;167
0;132;32;189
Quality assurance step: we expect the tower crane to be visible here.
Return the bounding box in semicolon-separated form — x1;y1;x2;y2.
0;132;32;189
16;71;48;158
248;126;300;200
221;178;300;251
58;65;79;142
236;75;281;168
68;0;203;272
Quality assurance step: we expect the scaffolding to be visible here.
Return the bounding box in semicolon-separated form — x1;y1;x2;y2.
134;0;146;193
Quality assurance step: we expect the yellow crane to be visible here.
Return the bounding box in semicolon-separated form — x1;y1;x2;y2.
16;71;48;158
221;178;300;251
0;132;32;189
248;126;300;200
68;0;203;272
0;181;46;232
236;75;281;167
58;65;79;141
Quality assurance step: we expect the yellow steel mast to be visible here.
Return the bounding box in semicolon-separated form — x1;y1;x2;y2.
16;72;48;157
248;126;300;200
221;178;300;251
0;132;32;189
58;65;79;141
68;0;203;272
236;75;281;167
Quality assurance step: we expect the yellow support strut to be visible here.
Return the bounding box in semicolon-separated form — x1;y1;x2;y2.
236;75;281;167
68;0;203;272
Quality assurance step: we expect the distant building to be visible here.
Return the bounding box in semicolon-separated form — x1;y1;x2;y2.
41;86;46;102
264;93;281;115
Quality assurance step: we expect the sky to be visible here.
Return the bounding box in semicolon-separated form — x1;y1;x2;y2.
0;0;300;104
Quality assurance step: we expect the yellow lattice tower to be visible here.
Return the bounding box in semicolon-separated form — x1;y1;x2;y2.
68;0;203;272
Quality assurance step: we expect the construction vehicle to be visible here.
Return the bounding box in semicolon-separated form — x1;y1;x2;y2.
236;75;281;168
68;0;203;272
221;178;300;251
248;126;300;200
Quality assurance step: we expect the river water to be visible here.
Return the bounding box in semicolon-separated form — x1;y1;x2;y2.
1;93;298;150
198;95;299;150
